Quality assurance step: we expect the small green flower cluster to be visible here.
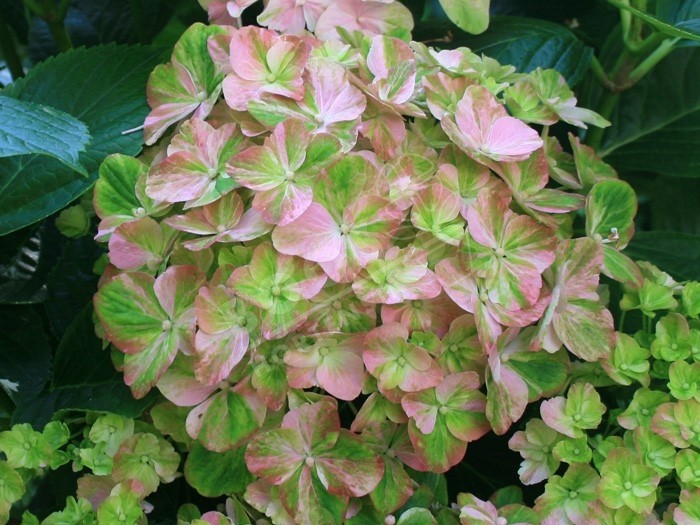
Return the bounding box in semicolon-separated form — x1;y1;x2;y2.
0;414;179;525
487;263;700;524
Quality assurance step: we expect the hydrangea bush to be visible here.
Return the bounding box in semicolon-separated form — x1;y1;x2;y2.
2;1;700;524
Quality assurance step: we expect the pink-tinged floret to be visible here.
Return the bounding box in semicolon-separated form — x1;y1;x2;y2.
442;84;543;164
222;26;309;111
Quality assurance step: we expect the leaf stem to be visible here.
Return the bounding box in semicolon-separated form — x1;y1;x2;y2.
344;401;358;416
626;30;667;55
22;0;73;52
0;12;24;80
48;19;73;51
618;310;627;332
56;0;71;20
585;33;677;149
22;0;45;17
619;0;635;49
627;37;680;83
589;56;615;91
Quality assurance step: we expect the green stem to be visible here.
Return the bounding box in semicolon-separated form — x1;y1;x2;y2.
22;0;73;52
619;1;635;50
627;30;667;55
56;0;71;20
345;401;358;416
589;56;615;91
0;12;24;80
585;32;677;149
128;0;149;44
627;37;680;83
22;0;45;17
48;19;73;51
618;310;627;332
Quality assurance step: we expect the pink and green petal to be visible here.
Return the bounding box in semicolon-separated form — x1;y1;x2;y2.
364;323;443;394
366;35;417;105
272;202;344;262
187;388;262;452
411;183;465;245
144;24;226;144
94;154;170;241
314;0;414;41
108;217;171;272
441;85;543;164
155;355;217;407
222;27;309;110
486;355;529;435
94;272;167;355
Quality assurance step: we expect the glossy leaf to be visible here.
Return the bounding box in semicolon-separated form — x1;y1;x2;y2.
0;96;90;175
454;16;594;86
599;48;700;177
625;232;700;281
0;44;165;234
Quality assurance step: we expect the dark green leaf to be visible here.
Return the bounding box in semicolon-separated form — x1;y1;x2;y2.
656;0;700;46
45;236;103;338
0;97;90;174
0;305;51;404
12;305;155;427
599;48;700;177
28;0;171;61
408;471;449;506
436;508;460;525
51;305;114;387
624;232;700;280
12;382;157;428
184;442;254;497
0;44;166;235
649;175;700;235
438;16;594;86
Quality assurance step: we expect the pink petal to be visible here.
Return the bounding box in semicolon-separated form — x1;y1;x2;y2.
108;217;164;271
194;327;249;385
539;396;575;438
487;117;544;160
272;202;344;262
222;75;263;111
435;258;477;313
317;350;365;401
223;207;273;242
304;58;366;125
146;152;212;203
156;358;217;407
229;26;277;81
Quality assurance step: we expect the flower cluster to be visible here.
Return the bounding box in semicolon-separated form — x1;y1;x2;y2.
500;266;700;524
85;10;656;523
